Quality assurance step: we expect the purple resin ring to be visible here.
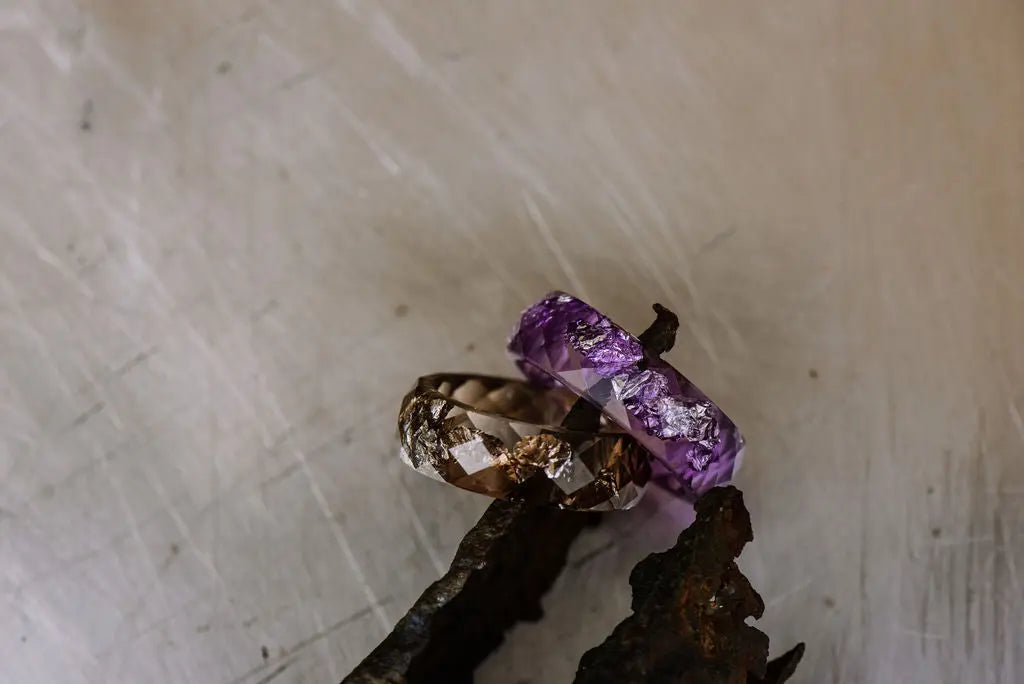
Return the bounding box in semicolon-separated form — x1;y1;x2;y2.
508;292;744;500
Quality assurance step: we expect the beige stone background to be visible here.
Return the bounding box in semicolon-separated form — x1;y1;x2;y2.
2;1;1023;682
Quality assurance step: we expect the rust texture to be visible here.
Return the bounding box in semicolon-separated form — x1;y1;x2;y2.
343;499;598;683
574;486;803;684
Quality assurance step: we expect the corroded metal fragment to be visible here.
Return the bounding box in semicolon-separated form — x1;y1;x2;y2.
343;499;599;684
574;486;803;684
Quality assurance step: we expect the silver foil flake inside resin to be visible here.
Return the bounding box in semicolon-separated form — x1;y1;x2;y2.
399;395;450;470
611;369;668;402
654;396;719;443
568;320;644;376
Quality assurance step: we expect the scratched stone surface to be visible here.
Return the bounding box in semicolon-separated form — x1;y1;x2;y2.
1;2;1022;683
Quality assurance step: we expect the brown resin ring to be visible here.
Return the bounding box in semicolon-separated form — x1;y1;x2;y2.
398;374;650;510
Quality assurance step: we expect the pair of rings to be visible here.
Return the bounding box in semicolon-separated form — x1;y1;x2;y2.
398;292;744;510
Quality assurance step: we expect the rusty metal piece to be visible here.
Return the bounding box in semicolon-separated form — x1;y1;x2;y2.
343;499;598;683
574;486;803;684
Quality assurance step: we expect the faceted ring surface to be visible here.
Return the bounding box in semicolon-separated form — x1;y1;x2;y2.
507;292;744;500
398;373;650;510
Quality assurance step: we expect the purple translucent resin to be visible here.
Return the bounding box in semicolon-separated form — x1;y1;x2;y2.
508;292;744;500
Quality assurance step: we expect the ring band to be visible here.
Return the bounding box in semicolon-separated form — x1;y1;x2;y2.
508;292;744;499
398;373;650;510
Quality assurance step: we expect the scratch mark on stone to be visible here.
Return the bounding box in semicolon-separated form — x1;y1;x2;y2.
70;401;105;429
585;117;722;356
247;335;387;634
395;478;446;575
113;347;158;377
894;627;948;640
258;378;392;634
313;603;342;680
330;0;554;200
226;601;389;684
328;98;402;176
293;446;391;633
73;352;126;431
2;205;96;300
271;58;333;93
764;576;815;610
87;40;163;121
269;425;296;452
289;600;390;653
600;178;720;366
166;5;261;63
252;659;294;684
523;192;589;300
699;226;737;254
332;0;424;78
97;455;174;669
261;461;301;489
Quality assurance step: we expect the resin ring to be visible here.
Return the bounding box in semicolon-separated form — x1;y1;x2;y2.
398;373;650;510
508;292;744;499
